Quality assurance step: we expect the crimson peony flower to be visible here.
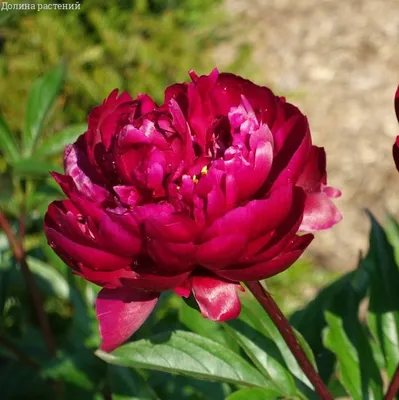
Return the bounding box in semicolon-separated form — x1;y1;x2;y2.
44;69;341;351
393;85;399;170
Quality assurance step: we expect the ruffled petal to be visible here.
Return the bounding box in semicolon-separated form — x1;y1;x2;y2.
191;275;241;321
96;287;159;352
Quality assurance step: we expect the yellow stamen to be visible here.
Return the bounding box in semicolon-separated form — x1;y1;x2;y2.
200;165;208;176
192;175;199;184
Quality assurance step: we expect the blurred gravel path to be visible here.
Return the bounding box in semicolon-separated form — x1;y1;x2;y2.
218;0;399;270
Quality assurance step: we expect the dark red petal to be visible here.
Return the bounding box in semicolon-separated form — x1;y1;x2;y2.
213;73;277;121
96;287;159;352
394;136;399;171
146;239;196;270
144;213;200;243
86;89;133;154
300;191;342;232
269;115;312;192
203;185;296;241
191;275;241;321
216;234;314;281
196;234;248;269
296;146;326;192
120;271;191;292
97;213;142;257
73;264;135;288
45;227;130;271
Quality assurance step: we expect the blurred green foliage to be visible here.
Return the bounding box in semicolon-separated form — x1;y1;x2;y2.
0;0;250;134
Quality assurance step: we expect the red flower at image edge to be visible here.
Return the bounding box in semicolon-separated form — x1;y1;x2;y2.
393;85;399;170
44;69;342;351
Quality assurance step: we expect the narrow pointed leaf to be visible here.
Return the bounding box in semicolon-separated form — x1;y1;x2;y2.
23;63;66;155
0;115;19;161
323;312;362;400
223;320;297;397
96;330;269;388
239;296;316;389
11;158;61;177
36;123;86;157
366;213;399;379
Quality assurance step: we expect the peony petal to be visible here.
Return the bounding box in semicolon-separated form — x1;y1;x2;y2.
202;185;298;241
395;85;399;123
96;287;159;352
191;275;241;321
269;115;312;192
196;234;248;269
144;213;200;243
300;191;342;232
45;227;130;271
120;271;191;292
394;136;399;171
73;264;135;288
216;234;313;281
295;146;326;192
97;213;142;257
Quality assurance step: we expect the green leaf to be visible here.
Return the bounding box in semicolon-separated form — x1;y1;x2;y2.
0;115;19;162
323;311;383;400
11;158;61;178
25;256;70;300
384;213;399;265
41;349;106;393
366;213;399;379
96;330;269;388
223;320;297;397
36;123;86;157
323;312;362;400
23;63;66;156
108;365;159;400
290;263;370;380
226;387;282;400
239;296;316;390
179;298;238;350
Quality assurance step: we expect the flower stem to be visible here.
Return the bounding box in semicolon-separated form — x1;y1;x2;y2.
385;364;399;400
0;211;56;358
245;280;333;400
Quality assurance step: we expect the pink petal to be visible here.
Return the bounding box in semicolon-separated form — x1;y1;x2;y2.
300;191;342;232
96;287;159;352
191;275;241;321
395;85;399;123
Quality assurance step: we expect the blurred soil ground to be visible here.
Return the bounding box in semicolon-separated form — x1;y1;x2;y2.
217;0;399;272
